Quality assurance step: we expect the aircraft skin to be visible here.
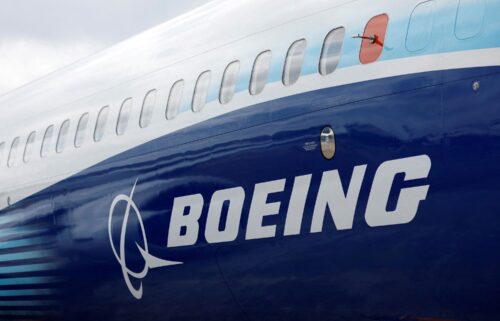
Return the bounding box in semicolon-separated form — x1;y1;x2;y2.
0;0;499;320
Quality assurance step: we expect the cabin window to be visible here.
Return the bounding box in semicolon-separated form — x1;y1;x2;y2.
319;27;345;75
7;137;20;168
23;131;37;163
0;142;4;166
192;70;212;113
74;113;90;148
41;125;54;158
406;1;435;52
359;14;389;64
116;98;133;135
94;106;109;142
455;0;485;40
250;50;272;95
283;39;307;86
220;61;240;104
139;89;157;128
166;80;184;120
56;119;70;153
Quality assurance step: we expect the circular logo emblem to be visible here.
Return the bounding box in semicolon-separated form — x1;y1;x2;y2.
108;180;182;299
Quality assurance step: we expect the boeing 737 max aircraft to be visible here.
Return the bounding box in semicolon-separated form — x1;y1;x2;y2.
0;0;499;320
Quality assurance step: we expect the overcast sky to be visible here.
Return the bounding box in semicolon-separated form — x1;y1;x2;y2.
0;0;212;95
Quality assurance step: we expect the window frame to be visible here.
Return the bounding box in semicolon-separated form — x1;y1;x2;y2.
23;131;37;163
220;60;241;104
0;142;5;167
7;137;20;168
116;98;133;136
74;113;90;148
40;125;55;158
283;39;307;86
166;80;185;120
94;106;110;142
56;119;71;154
319;27;345;75
250;50;272;95
192;70;212;113
139;89;157;128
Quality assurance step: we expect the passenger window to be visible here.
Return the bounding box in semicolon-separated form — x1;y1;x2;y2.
250;50;272;95
319;27;345;75
56;120;70;153
116;98;133;135
23;131;37;163
0;142;4;166
359;14;389;64
192;71;212;113
220;61;240;104
166;80;184;120
41;125;54;158
7;137;20;168
94;106;109;142
406;1;435;52
455;0;485;40
283;39;307;86
74;113;90;148
139;89;157;128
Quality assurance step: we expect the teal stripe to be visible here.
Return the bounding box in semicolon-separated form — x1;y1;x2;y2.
0;310;56;317
0;227;48;239
0;300;57;307
0;276;61;286
0;250;54;263
0;262;59;274
0;288;56;297
0;236;52;250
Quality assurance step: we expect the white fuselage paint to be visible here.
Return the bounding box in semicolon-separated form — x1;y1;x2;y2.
166;154;431;248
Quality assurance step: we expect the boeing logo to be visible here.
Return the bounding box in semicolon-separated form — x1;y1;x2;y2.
108;180;182;299
109;155;431;299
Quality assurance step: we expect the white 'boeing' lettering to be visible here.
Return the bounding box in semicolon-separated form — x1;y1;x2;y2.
109;154;431;299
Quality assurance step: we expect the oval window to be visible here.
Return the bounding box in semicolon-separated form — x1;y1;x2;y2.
94;106;110;142
7;137;21;168
220;61;240;104
0;142;5;166
116;98;133;135
41;125;54;158
23;131;37;163
250;50;272;95
166;80;185;120
283;39;307;86
319;27;345;75
74;113;90;148
139;89;157;128
192;71;212;113
56;119;71;153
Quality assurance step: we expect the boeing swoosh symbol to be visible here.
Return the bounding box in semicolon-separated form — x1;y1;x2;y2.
108;180;182;299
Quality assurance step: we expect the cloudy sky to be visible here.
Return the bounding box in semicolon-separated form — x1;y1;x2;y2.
0;0;212;95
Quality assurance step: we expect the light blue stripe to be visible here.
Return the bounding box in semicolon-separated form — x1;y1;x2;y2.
0;300;57;307
0;310;56;317
0;288;56;297
0;250;54;263
0;227;48;239
0;236;52;250
0;262;59;274
0;276;60;286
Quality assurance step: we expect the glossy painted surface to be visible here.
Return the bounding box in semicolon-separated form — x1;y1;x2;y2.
0;66;498;320
0;0;500;320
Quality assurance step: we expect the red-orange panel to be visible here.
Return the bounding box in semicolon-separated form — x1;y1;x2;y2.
359;14;389;64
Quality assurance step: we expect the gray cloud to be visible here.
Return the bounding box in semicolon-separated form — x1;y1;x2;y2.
0;0;212;44
0;0;212;94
